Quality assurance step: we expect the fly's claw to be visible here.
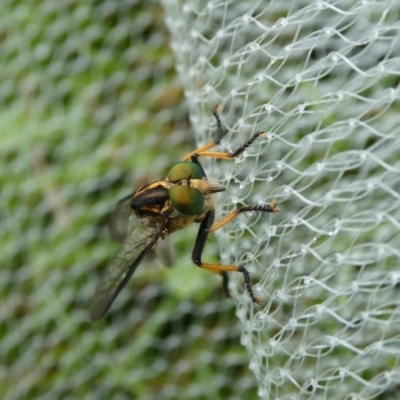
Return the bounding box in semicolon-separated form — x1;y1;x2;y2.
270;199;279;213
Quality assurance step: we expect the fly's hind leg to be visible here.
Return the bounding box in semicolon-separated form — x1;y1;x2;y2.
192;208;280;304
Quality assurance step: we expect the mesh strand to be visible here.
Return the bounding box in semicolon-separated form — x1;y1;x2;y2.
162;0;400;398
2;0;400;399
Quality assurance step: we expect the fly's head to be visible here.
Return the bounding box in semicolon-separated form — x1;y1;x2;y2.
167;161;225;218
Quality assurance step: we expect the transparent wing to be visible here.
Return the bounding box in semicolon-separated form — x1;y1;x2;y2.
108;193;134;242
89;214;158;321
109;193;175;267
155;236;174;267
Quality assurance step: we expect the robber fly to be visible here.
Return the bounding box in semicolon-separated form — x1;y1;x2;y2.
89;107;279;321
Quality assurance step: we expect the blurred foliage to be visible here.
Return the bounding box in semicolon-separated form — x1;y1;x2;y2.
0;1;257;399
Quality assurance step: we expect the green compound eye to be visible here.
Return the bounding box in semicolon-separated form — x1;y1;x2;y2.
169;185;204;215
167;162;203;183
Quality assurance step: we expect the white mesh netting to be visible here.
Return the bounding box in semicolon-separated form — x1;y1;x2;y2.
163;0;400;398
2;1;400;399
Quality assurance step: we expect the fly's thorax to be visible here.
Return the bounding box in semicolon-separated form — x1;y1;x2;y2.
166;213;197;233
131;179;172;219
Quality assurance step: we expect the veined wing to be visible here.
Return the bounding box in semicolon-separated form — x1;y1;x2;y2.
108;193;174;267
155;236;174;267
108;193;135;242
90;214;159;321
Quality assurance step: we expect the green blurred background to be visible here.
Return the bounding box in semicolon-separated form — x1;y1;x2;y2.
1;1;257;399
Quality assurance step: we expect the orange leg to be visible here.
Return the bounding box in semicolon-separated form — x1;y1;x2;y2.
182;132;266;161
208;200;279;233
181;106;265;162
181;141;219;161
198;263;263;304
203;201;279;303
193;202;279;304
